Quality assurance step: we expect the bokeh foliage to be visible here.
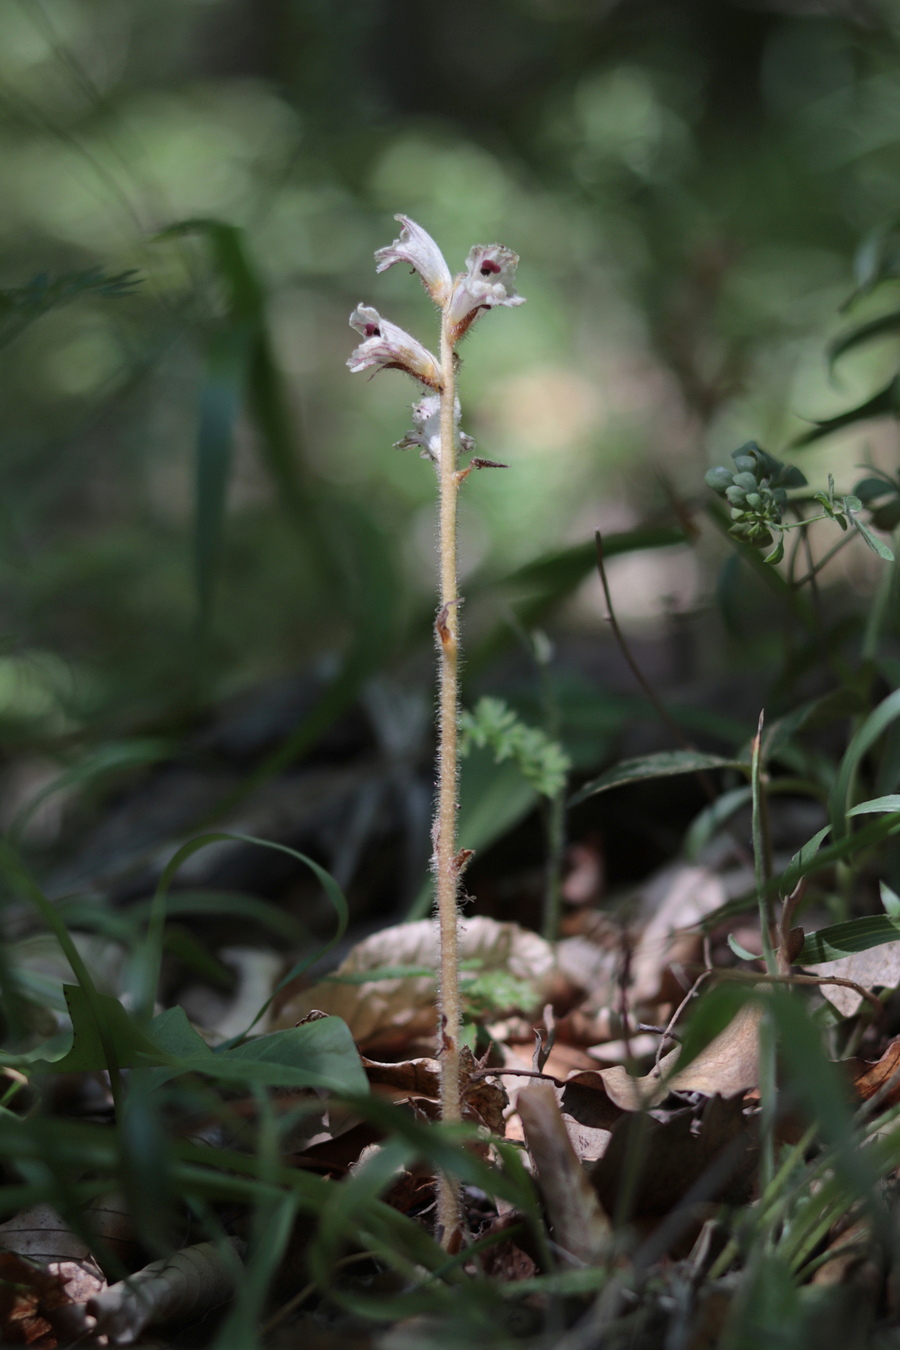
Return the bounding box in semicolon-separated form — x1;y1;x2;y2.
2;0;900;748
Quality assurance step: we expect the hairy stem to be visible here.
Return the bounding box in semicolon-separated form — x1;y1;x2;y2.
434;316;462;1247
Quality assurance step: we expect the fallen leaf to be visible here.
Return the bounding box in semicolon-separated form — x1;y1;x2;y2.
83;1238;244;1344
276;917;559;1054
808;942;900;1018
850;1037;900;1105
629;866;727;1007
591;1095;757;1222
361;1049;507;1133
0;1252;70;1348
517;1082;610;1262
562;1002;761;1117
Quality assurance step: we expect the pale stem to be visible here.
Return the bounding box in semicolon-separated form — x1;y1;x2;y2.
434;314;462;1246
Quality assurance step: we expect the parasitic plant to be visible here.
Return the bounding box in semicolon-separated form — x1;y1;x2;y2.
348;216;523;1245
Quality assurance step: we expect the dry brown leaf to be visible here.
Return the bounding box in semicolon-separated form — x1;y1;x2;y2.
83;1238;244;1344
808;943;900;1018
276;917;559;1053
629;866;726;1007
850;1037;900;1105
361;1049;506;1133
517;1082;610;1263
561;1002;761;1132
475;1217;538;1282
561;1114;612;1164
591;1095;757;1222
0;1252;71;1348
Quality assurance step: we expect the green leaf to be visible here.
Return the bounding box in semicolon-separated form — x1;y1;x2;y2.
147;1005;212;1059
854;475;897;504
684;785;753;860
848;794;900;815
0;984;161;1075
829;309;900;364
460;696;570;797
134;831;350;1030
798;914;900;964
764;534;785;565
499;526;688;598
728;933;760;961
830;689;900;837
792;376;900;448
209;1019;368;1094
569;751;749;807
7;739;172;843
781;824;832;893
850;513;895;562
194;325;251;625
881;882;900;918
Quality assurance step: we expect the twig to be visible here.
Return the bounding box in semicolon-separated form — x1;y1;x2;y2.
710;967;885;1020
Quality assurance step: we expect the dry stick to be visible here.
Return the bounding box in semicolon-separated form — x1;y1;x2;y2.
434;315;462;1248
595;532;753;867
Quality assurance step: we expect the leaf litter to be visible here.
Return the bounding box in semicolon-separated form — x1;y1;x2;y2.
8;854;900;1347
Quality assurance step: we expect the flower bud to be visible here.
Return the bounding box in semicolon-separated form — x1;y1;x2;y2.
374;216;453;309
347;305;442;391
704;467;734;494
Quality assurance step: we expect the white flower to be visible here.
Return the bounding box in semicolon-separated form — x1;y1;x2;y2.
374;216;453;308
447;243;524;338
347;304;442;391
395;393;475;465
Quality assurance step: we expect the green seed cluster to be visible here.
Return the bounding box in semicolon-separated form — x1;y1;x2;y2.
705;442;806;548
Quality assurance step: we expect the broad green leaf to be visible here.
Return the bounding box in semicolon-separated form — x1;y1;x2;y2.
0;985;160;1074
147;1005;212;1059
142;1016;368;1095
211;1019;368;1094
798;915;900;964
829;308;900;364
569;751;749;807
793;376;900;447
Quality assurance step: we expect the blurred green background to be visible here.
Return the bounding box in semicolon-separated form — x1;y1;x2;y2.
1;0;899;886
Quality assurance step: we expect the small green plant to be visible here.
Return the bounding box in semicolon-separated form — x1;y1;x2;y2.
347;215;523;1246
460;696;570;798
705;441;894;565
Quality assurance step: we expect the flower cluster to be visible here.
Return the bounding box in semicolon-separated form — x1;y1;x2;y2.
347;215;524;460
705;442;806;548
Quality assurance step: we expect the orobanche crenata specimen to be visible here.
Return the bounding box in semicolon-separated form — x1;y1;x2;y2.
348;216;523;1245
